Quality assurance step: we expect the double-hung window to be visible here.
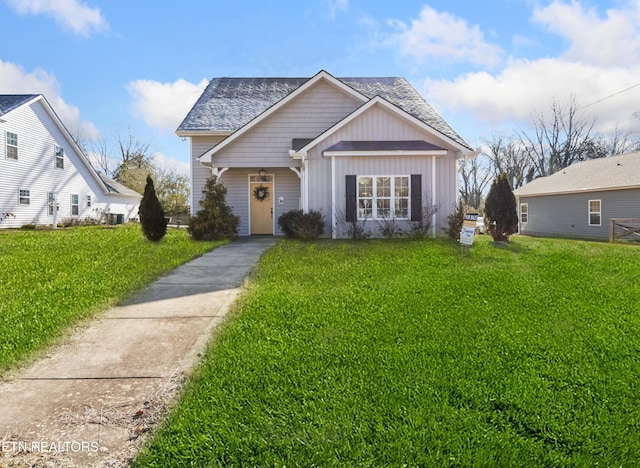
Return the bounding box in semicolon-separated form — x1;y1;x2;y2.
19;189;30;205
71;194;79;215
589;200;601;226
520;203;528;223
6;132;18;160
55;145;64;169
357;176;409;220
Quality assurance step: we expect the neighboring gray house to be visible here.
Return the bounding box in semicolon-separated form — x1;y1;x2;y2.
513;151;640;240
177;70;474;238
0;94;141;228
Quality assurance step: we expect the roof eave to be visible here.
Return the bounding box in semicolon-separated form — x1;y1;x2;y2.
323;149;448;157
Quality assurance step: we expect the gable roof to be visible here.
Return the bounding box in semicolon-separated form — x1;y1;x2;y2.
177;70;471;151
0;94;138;199
98;173;142;198
513;151;640;197
0;94;38;117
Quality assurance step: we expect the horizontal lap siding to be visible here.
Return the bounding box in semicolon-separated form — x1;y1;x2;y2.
219;167;300;236
519;189;640;240
191;136;225;213
0;101;109;228
213;81;361;167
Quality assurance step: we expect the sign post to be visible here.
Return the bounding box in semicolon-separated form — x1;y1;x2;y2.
460;213;478;250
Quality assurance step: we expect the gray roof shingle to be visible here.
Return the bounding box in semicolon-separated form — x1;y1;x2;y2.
0;95;38;116
513;151;640;197
177;74;471;150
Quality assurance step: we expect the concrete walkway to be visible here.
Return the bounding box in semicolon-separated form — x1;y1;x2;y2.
0;237;276;467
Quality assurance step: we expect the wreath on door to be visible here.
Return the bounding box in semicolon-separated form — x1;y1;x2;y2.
253;185;270;202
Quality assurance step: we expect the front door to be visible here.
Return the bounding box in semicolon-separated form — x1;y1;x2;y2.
250;181;273;234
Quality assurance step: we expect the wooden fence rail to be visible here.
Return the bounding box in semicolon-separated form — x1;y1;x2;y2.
609;218;640;243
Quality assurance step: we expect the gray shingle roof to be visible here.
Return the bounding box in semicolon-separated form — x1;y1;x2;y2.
98;173;143;198
177;74;471;150
0;94;38;116
513;151;640;197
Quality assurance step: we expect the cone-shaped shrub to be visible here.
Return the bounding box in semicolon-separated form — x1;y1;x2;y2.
188;176;239;240
485;173;518;242
139;175;167;242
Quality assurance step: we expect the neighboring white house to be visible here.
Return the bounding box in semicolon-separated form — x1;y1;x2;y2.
177;70;474;238
0;94;141;228
513;151;640;240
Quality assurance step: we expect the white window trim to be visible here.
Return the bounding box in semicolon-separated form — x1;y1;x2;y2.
520;203;528;224
357;175;410;221
71;194;79;216
55;145;64;169
588;199;601;226
6;131;18;160
18;189;30;205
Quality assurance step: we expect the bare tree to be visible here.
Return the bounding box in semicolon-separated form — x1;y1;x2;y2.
590;124;640;157
459;154;492;209
519;95;596;177
483;134;531;189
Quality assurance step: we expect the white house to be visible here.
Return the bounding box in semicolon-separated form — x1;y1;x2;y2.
0;94;141;228
177;70;474;238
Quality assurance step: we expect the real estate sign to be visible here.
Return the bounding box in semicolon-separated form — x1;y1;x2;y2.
460;213;478;246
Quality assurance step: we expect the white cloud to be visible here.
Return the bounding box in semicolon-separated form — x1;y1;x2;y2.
412;2;640;141
533;0;640;67
425;58;640;135
4;0;108;36
389;5;503;68
127;78;209;133
325;0;348;19
0;59;99;140
153;151;189;176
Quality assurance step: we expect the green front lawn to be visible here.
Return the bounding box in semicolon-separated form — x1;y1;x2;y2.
0;225;222;372
135;236;640;466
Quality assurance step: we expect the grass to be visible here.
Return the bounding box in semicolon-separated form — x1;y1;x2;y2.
0;224;223;372
135;235;640;467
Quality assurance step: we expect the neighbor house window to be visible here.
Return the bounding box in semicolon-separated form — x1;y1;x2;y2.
87;195;92;207
71;194;79;215
48;192;60;215
19;189;30;205
6;132;18;160
55;145;64;169
357;176;409;220
589;199;601;226
520;203;528;223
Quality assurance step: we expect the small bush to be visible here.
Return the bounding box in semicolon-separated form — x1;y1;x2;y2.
277;210;325;241
444;200;465;240
378;217;403;239
188;176;239;240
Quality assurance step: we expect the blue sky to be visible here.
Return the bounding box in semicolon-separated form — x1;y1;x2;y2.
2;0;639;174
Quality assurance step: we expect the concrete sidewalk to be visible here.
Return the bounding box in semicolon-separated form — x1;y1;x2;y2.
0;237;276;467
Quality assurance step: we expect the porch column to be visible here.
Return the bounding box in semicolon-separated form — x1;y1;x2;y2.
431;155;437;238
289;166;303;210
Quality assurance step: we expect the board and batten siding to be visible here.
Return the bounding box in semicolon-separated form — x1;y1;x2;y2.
0;100;117;228
210;80;362;168
330;155;456;237
304;101;460;237
218;167;300;236
518;189;640;240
